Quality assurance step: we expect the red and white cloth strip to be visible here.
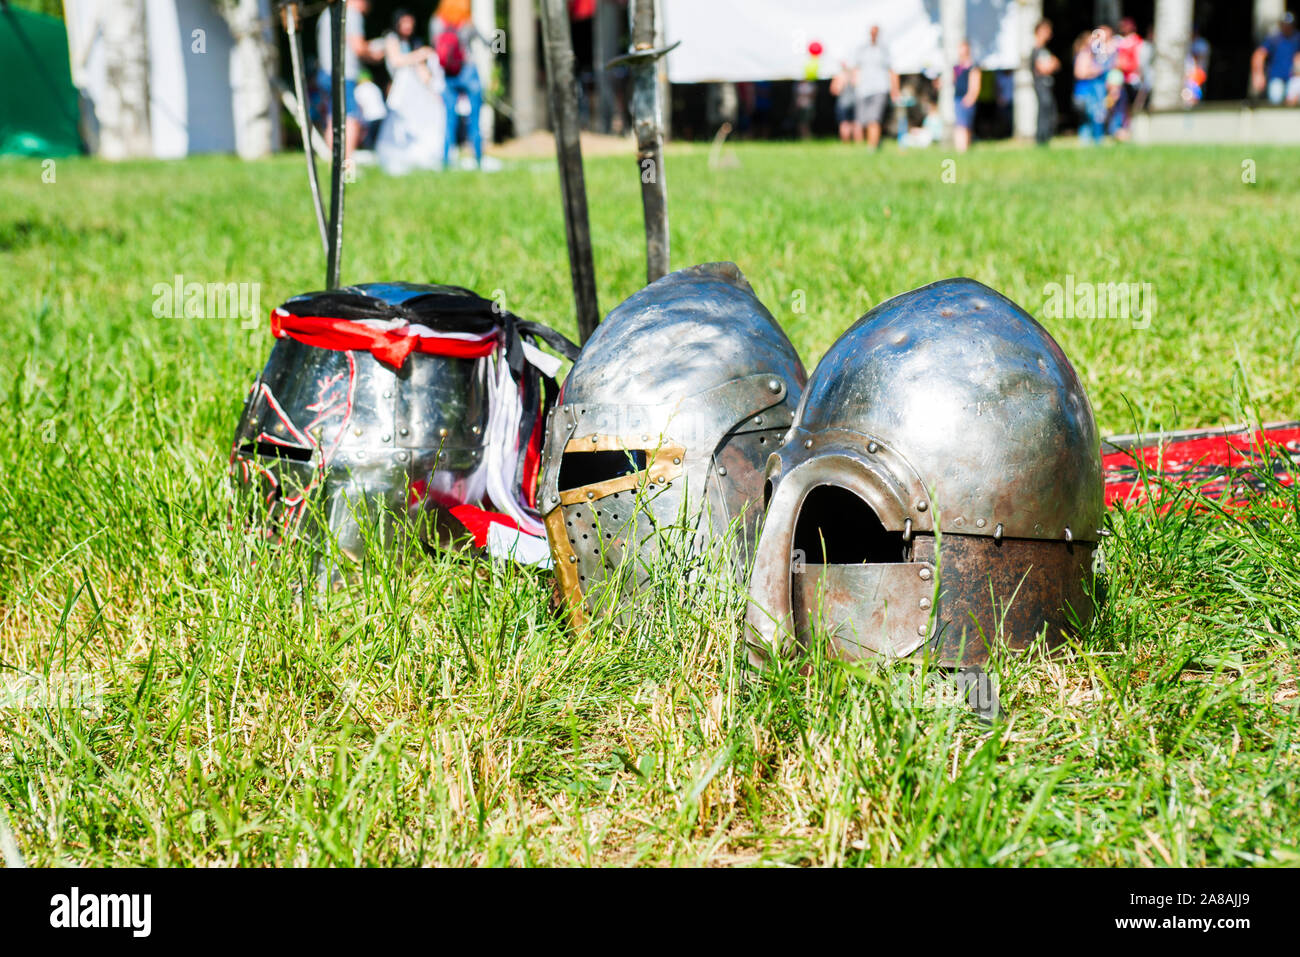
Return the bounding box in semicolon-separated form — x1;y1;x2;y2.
271;308;499;367
449;505;553;566
270;308;557;566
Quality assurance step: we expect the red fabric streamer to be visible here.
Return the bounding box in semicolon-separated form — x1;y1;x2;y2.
1103;424;1300;512
270;309;498;369
449;503;524;548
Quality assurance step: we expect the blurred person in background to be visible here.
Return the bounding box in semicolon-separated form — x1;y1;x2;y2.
1252;12;1299;105
1183;27;1210;105
317;0;385;157
792;42;823;140
1088;24;1126;140
951;39;980;153
830;61;858;142
1073;30;1107;143
1114;17;1144;135
1031;19;1059;145
853;24;899;149
385;8;436;88
432;0;486;168
376;7;446;173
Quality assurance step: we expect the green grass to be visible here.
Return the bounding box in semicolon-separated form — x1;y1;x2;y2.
0;142;1297;866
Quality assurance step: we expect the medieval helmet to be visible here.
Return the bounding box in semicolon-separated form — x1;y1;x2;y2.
230;282;576;567
538;262;807;626
746;278;1103;668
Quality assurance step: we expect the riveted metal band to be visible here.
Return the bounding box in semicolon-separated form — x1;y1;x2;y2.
544;507;587;628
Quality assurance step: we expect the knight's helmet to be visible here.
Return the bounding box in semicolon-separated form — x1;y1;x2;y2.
539;263;807;626
231;282;577;564
746;278;1103;667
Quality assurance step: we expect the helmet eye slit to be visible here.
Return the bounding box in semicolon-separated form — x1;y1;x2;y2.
557;449;648;492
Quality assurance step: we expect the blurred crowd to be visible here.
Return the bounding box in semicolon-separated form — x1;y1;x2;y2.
311;0;497;173
706;11;1300;152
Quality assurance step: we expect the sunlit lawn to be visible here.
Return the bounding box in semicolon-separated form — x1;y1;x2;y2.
0;141;1296;866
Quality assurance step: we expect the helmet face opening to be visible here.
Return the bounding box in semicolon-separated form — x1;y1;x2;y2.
539;263;808;628
746;277;1104;669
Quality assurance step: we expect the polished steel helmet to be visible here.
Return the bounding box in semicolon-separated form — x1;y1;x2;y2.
231;282;575;566
746;277;1103;667
539;262;807;626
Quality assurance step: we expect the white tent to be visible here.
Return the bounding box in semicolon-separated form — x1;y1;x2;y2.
662;0;1021;83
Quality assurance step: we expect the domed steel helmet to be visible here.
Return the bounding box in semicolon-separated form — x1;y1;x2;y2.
746;278;1103;668
231;282;576;566
539;263;807;626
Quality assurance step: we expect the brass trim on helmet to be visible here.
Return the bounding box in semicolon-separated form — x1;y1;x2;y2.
545;507;587;628
556;437;686;506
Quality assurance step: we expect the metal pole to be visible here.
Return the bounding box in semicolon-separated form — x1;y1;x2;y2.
282;1;329;258
609;0;679;284
594;0;616;133
539;0;601;343
326;0;347;289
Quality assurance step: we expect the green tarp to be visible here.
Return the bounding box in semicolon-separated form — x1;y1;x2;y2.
0;5;81;156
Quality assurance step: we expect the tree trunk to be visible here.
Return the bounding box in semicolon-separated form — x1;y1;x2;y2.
1255;0;1286;42
939;0;965;133
1013;0;1043;140
509;0;539;137
98;0;152;159
1150;0;1193;111
220;0;279;159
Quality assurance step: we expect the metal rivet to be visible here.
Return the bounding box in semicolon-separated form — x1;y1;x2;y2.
976;518;986;528
868;441;879;453
673;457;681;465
1064;527;1073;542
591;435;598;443
917;623;928;636
382;391;392;399
994;523;1004;542
717;466;727;476
919;598;931;610
353;427;363;437
395;450;409;462
471;425;481;435
918;567;932;581
916;500;928;512
551;496;558;505
754;416;763;426
586;491;595;499
804;439;813;449
641;434;649;442
399;427;409;436
768;379;782;393
568;555;577;563
381;434;391;443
